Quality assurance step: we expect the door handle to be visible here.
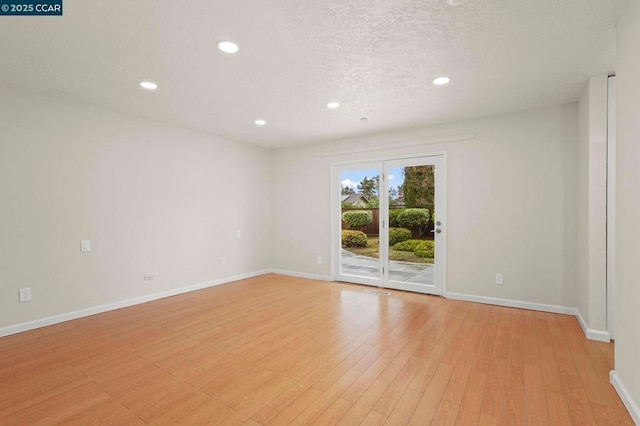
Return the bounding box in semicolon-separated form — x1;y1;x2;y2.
431;228;442;234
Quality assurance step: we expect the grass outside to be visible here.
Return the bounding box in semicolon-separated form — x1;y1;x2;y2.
344;237;434;264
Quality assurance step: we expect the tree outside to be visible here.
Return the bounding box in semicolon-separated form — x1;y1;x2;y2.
357;176;378;199
402;165;434;213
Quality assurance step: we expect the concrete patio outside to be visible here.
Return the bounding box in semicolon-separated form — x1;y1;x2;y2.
340;249;434;284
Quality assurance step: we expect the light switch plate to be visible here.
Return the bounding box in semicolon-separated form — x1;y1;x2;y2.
81;240;91;252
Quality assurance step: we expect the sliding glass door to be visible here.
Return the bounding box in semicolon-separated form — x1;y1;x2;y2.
333;154;446;295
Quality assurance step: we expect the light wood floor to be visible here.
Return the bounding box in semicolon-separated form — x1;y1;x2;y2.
0;274;632;425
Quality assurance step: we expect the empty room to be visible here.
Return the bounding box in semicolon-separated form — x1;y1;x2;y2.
1;0;639;424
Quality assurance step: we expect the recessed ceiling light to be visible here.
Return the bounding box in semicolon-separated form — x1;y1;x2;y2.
326;102;340;109
217;40;239;54
139;81;158;90
254;119;267;126
446;0;463;6
432;76;451;86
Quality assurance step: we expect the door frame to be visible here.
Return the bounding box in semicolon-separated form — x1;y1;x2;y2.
330;152;447;295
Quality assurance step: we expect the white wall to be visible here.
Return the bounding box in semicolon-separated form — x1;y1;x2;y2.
273;104;578;308
614;0;640;419
576;75;608;333
0;87;272;329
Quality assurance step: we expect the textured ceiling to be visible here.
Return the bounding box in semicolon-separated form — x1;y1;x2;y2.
0;0;627;147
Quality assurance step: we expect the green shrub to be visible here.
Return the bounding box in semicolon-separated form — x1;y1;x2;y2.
397;208;429;228
388;228;411;245
415;241;435;258
393;239;435;258
341;210;373;230
388;209;402;227
397;208;430;237
393;239;423;252
341;230;368;248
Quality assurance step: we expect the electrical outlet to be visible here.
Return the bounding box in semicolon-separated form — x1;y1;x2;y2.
19;288;32;303
495;273;504;285
317;256;323;265
221;257;227;266
235;230;241;238
144;275;154;281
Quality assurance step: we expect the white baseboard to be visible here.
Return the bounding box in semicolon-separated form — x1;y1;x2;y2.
269;268;332;282
575;309;612;342
610;371;640;425
0;269;271;338
443;292;576;315
3;270;612;346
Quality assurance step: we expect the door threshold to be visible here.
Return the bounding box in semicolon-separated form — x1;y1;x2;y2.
364;289;391;296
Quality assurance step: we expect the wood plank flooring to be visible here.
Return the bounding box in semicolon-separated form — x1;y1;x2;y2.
0;274;633;425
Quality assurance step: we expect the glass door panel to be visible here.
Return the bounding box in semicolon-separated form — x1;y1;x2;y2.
336;164;382;287
382;156;445;295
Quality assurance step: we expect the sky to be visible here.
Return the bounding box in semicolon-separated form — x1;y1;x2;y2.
341;167;404;194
